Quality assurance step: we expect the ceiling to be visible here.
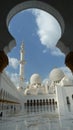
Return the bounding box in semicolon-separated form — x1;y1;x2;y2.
0;0;73;55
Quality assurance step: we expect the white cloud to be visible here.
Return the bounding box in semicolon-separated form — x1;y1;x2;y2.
10;73;19;86
6;71;29;88
50;47;64;56
32;9;63;56
9;57;19;69
6;66;73;88
60;66;73;79
6;71;19;87
42;49;47;54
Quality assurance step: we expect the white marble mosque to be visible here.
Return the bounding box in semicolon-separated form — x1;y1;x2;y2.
0;43;73;130
23;67;73;115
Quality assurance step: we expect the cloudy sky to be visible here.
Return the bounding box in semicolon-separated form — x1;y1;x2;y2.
5;9;73;87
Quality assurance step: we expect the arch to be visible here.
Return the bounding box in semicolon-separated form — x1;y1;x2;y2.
1;88;3;94
49;99;51;105
33;100;36;106
0;89;2;99
27;100;29;106
52;99;55;104
40;99;42;105
43;99;45;105
0;88;3;98
30;99;32;106
3;90;5;98
3;0;65;54
46;99;48;105
66;96;70;104
6;92;8;100
37;99;39;105
7;1;64;35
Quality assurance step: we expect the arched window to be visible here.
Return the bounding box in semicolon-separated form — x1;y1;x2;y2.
37;100;39;105
52;99;55;104
49;99;51;104
43;99;45;105
40;99;42;105
34;100;36;106
46;99;48;105
66;96;70;104
66;97;71;112
5;91;7;99
27;100;29;106
0;89;3;99
3;90;5;100
30;100;32;106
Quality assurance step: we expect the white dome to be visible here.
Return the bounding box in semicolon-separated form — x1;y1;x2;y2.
60;76;73;86
30;73;42;85
49;68;65;82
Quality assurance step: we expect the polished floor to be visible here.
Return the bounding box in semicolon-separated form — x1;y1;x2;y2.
0;105;73;130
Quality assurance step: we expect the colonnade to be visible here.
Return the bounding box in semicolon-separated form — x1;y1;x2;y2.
0;88;21;117
24;99;57;106
24;99;57;113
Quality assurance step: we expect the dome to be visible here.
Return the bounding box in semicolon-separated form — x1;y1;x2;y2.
30;73;42;85
60;76;73;86
49;68;65;82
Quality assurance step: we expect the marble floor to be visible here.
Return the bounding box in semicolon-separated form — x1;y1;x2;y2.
0;105;73;130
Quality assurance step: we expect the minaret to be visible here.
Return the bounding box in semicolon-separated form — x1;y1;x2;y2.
19;42;25;89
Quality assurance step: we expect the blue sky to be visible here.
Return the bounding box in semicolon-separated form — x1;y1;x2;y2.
5;9;72;87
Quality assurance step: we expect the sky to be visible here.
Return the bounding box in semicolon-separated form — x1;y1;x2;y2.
5;8;73;87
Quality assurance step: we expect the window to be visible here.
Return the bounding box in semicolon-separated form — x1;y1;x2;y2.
66;96;70;104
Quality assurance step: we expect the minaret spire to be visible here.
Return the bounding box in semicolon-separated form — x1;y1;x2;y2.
19;41;25;89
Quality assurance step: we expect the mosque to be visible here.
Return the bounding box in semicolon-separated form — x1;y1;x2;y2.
0;42;73;120
0;1;73;129
24;64;73;117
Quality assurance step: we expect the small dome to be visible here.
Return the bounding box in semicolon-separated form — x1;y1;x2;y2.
30;73;42;85
60;76;73;86
49;68;65;82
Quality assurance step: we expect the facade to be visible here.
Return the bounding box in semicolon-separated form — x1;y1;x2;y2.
0;71;24;117
24;68;73;119
0;43;73;123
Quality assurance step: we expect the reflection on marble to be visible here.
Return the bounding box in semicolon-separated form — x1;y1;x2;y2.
0;106;73;130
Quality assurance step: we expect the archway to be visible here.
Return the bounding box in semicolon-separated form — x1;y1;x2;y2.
5;0;64;54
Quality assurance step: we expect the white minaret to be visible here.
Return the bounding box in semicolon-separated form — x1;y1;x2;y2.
19;42;25;89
